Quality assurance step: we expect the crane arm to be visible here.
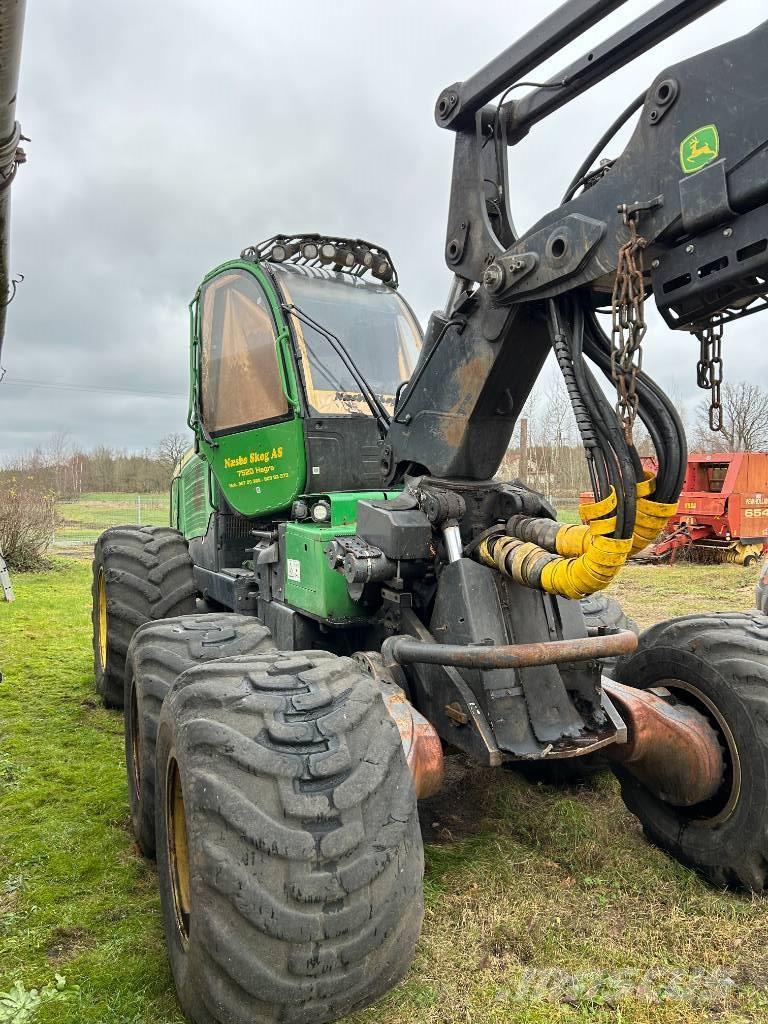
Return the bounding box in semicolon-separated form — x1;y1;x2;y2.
385;3;768;487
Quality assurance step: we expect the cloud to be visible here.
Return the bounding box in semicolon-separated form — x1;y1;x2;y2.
0;0;765;456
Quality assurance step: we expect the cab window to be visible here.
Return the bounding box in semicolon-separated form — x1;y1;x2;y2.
199;269;288;434
272;265;422;417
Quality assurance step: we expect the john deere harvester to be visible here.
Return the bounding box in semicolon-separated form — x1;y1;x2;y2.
90;4;768;1022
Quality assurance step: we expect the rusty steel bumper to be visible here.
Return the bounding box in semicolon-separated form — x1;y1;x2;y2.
381;629;638;671
372;632;725;810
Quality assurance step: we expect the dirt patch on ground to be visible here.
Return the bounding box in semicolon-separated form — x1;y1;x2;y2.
418;753;494;843
45;925;94;964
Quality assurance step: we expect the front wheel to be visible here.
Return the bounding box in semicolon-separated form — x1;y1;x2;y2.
155;650;424;1024
613;611;768;890
124;613;275;858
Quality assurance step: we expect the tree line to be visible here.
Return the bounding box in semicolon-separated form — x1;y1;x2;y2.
3;376;767;505
0;432;189;498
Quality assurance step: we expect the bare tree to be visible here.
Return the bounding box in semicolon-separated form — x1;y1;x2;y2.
693;381;768;452
156;432;189;473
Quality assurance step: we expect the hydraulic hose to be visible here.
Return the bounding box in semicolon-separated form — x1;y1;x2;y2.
583;307;687;502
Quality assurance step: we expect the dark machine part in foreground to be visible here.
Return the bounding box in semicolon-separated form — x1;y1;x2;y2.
0;0;26;361
88;4;768;1024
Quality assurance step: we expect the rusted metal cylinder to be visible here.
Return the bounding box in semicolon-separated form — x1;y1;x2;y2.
603;679;724;806
382;629;638;671
381;686;444;800
355;651;444;800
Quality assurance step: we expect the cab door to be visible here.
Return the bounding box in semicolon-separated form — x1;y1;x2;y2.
192;264;305;517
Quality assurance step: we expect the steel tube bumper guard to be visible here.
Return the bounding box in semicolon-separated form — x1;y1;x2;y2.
381;629;638;671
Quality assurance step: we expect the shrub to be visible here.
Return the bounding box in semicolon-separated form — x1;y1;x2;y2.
0;481;58;572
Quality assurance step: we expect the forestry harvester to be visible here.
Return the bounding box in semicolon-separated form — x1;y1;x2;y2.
3;2;767;1023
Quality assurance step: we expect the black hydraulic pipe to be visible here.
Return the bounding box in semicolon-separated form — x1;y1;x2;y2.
435;0;627;129
561;90;647;204
501;0;726;140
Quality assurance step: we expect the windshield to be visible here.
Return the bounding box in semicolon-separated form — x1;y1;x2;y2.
272;265;422;416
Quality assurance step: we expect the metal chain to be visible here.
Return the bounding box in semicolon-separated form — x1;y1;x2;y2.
694;316;724;432
611;214;648;443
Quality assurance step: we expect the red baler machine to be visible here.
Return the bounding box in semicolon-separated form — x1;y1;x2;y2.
642;453;768;564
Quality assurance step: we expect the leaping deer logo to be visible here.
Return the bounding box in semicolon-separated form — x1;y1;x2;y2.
687;135;716;163
680;124;719;173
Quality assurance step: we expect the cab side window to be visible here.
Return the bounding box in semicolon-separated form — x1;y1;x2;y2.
200;270;288;434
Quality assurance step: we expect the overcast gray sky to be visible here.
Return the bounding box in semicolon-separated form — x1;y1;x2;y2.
0;0;765;458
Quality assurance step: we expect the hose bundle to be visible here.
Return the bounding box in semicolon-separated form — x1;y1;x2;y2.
473;295;684;599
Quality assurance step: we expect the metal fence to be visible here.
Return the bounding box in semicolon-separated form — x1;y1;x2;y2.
53;493;169;550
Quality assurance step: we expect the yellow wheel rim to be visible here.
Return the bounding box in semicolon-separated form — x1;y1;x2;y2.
167;757;192;946
97;568;108;669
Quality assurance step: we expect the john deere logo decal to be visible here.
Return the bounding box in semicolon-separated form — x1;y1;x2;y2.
680;124;719;174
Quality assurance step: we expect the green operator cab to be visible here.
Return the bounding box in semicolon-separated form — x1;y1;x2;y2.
171;240;423;620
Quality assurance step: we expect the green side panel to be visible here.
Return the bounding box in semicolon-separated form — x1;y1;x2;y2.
174;450;214;540
321;491;393;527
283;490;400;622
284;522;362;622
201;416;306;517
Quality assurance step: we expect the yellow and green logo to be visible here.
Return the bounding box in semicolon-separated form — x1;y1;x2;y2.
680;124;720;174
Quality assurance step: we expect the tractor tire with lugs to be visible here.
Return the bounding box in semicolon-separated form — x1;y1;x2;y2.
91;525;196;708
613;611;768;890
125;613;276;858
579;592;639;680
155;650;424;1024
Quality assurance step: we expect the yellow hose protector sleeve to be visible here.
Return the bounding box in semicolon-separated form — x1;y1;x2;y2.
554;517;617;557
578;487;618;523
629;473;679;555
477;485;638;599
631;497;679;555
540;534;634;600
637;470;656;498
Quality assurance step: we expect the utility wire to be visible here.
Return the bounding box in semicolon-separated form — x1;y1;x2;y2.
0;376;186;399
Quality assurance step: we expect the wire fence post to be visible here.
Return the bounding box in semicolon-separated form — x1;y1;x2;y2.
137;494;142;525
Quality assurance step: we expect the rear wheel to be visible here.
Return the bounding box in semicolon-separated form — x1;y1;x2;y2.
91;526;196;708
614;611;768;890
580;593;639;680
124;614;275;857
155;650;424;1024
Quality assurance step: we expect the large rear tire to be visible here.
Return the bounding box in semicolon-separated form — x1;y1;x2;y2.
124;614;275;858
91;526;196;708
614;611;768;890
580;592;639;680
155;650;424;1024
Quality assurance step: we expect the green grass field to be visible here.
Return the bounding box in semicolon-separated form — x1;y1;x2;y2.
54;493;169;545
1;558;766;1023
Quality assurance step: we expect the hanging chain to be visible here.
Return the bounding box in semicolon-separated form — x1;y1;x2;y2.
693;315;724;432
611;212;649;443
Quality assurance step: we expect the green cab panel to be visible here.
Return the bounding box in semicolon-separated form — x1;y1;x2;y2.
190;259;306;519
200;417;306;517
172;447;214;540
